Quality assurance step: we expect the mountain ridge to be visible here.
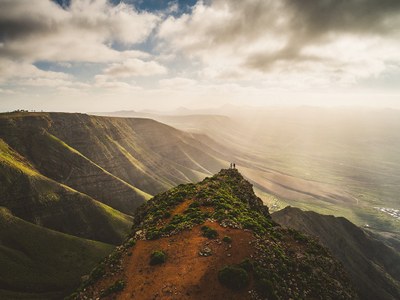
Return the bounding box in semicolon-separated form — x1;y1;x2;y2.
272;206;400;300
72;169;357;300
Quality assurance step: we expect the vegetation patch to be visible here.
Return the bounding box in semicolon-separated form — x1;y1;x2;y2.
124;238;136;248
201;225;218;239
218;265;250;290
149;250;166;265
100;279;125;298
222;235;232;243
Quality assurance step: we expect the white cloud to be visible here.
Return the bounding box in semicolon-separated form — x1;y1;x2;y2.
157;0;400;88
0;0;160;63
159;77;196;89
0;60;70;81
103;58;167;78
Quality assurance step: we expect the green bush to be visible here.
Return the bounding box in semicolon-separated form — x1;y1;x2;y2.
222;236;232;243
150;250;166;265
146;228;161;240
124;238;136;248
201;225;218;239
100;279;125;297
238;258;253;272
255;278;277;300
189;202;200;208
218;265;249;290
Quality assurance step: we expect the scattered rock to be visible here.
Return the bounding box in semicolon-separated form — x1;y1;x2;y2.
199;246;212;257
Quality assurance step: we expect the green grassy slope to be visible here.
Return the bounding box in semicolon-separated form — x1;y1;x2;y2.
0;207;113;300
0;114;149;215
0;139;132;244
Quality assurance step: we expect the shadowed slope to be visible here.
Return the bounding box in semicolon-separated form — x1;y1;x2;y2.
0;207;113;299
272;206;400;300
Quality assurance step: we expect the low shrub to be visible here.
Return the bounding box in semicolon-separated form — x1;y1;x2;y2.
201;225;218;239
218;265;249;290
255;278;277;300
100;279;125;297
150;250;166;265
222;236;232;243
124;238;136;248
239;258;253;272
189;202;200;208
146;228;161;240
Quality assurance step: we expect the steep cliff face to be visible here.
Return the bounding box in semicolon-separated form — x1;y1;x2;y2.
73;169;357;300
272;207;400;300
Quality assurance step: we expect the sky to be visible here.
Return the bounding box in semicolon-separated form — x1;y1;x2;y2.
0;0;400;112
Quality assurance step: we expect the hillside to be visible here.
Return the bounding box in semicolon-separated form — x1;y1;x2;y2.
0;112;234;299
0;112;234;240
0;138;132;244
272;207;400;300
0;112;230;201
0;207;113;299
72;169;357;300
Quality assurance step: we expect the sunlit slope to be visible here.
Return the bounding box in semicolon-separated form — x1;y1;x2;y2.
0;207;113;300
0;139;132;244
0;114;150;215
0;113;228;199
46;113;227;192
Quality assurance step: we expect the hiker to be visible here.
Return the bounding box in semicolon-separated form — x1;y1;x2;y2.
230;163;233;169
233;163;236;169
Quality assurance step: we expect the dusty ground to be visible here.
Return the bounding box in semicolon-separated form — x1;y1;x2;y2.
116;221;255;300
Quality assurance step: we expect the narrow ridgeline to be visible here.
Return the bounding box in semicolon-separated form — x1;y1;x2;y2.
71;169;357;300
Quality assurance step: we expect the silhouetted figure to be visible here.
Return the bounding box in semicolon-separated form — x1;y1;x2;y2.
233;163;236;169
230;163;233;169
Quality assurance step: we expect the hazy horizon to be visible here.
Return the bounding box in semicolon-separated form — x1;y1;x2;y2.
1;0;400;112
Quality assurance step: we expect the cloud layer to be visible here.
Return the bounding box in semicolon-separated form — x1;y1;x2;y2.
1;0;400;110
158;0;400;85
